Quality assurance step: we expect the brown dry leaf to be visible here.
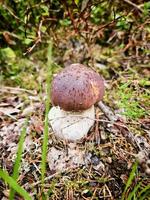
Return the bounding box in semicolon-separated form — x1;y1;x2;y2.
47;144;86;171
22;105;35;116
30;116;44;134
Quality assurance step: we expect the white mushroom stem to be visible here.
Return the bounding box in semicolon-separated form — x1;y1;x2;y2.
48;106;95;141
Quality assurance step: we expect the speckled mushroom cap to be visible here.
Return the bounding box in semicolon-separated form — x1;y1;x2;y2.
51;63;104;111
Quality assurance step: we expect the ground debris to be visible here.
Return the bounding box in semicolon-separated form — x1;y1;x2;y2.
0;33;150;199
97;101;150;175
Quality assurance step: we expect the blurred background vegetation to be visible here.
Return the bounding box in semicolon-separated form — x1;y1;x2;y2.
0;0;150;104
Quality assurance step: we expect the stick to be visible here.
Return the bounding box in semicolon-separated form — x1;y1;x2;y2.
97;101;118;122
123;0;143;12
0;86;36;95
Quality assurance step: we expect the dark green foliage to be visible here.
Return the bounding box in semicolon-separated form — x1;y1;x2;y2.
0;0;149;50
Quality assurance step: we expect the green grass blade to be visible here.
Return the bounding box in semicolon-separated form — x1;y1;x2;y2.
121;161;138;200
127;181;142;200
139;184;150;200
0;169;32;200
9;119;28;200
41;42;53;189
139;189;150;200
41;103;49;188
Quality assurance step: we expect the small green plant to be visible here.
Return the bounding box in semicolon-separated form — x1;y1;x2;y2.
90;2;113;24
9;119;28;200
122;161;139;200
0;47;40;90
121;161;150;200
143;2;150;17
116;17;130;30
117;82;146;119
0;169;32;200
59;18;71;27
0;120;31;200
41;42;53;190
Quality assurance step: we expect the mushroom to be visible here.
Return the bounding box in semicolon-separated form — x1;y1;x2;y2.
48;63;104;141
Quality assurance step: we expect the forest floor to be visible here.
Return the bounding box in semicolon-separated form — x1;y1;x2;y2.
0;30;150;199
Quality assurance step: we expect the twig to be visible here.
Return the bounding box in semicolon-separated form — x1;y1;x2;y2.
93;16;123;35
123;0;143;12
23;172;58;189
49;104;143;132
23;18;43;55
0;110;17;120
23;38;41;55
97;101;118;122
49;114;127;128
34;173;57;186
25;0;49;14
2;4;25;24
0;86;37;95
23;166;76;188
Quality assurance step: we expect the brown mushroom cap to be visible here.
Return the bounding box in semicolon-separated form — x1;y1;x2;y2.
51;63;104;111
